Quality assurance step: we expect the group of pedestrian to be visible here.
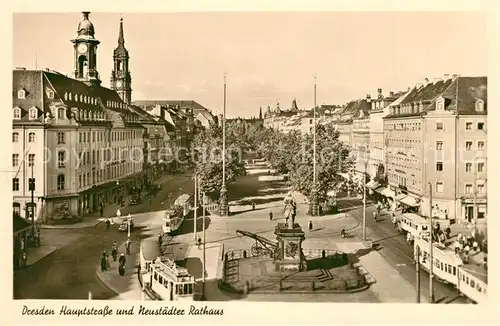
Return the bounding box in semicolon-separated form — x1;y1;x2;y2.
100;239;131;276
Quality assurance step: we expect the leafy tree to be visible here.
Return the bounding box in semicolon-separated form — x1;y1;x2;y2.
288;124;353;202
192;125;245;199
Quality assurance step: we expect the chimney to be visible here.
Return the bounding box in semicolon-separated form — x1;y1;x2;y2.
424;77;430;85
433;77;443;84
366;94;371;103
389;91;394;97
377;88;383;99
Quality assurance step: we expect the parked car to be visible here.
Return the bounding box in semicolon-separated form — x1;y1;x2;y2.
118;218;134;232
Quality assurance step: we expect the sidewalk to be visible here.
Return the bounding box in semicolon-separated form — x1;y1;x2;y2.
95;239;149;300
24;245;57;266
335;242;428;303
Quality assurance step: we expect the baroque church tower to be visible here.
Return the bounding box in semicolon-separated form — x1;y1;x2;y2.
110;17;132;104
71;12;101;86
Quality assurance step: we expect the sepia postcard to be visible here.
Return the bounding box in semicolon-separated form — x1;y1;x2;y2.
1;1;499;325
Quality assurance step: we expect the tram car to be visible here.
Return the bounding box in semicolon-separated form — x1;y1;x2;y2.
146;256;196;301
397;213;430;244
414;237;487;304
163;194;192;234
457;264;487;304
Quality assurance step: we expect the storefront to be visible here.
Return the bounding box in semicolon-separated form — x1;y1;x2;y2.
395;193;420;214
461;198;487;223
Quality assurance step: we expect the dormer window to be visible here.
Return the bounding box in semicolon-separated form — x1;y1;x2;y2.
57;107;66;119
436;97;445;111
69;93;72;101
13;107;21;119
17;89;26;99
64;92;68;101
475;99;484;112
80;94;83;102
47;89;54;99
29;107;38;120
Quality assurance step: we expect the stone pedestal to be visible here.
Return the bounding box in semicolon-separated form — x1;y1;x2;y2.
274;223;306;272
219;185;228;216
309;188;320;216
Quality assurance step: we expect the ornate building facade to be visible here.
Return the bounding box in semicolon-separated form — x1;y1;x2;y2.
12;12;149;221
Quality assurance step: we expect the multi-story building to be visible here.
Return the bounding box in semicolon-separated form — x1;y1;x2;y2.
384;75;487;222
134;100;215;129
368;89;406;178
12;12;148;221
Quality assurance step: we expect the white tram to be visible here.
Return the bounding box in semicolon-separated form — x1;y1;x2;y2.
414;237;488;304
457;264;488;304
145;256;196;301
397;213;430;244
163;194;192;234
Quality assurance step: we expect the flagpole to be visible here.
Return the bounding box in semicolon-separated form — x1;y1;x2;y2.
310;74;319;216
219;73;228;216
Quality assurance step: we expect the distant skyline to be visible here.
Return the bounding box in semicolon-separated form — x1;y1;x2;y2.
13;12;487;118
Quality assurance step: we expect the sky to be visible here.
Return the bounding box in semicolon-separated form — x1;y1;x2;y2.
13;12;487;118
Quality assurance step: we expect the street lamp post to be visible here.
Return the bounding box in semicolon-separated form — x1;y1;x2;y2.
219;73;228;216
200;192;207;301
362;147;368;241
428;182;435;303
127;213;131;238
309;74;319;216
194;174;198;240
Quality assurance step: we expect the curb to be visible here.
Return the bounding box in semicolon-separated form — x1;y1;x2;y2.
40;220;103;230
94;240;137;297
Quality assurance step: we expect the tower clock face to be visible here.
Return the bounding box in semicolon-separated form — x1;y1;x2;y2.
116;81;122;88
77;43;88;54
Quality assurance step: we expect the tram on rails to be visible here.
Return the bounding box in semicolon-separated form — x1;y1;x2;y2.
414;236;487;304
163;194;192;234
144;256;196;301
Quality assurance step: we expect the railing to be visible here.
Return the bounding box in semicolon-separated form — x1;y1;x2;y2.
302;249;343;259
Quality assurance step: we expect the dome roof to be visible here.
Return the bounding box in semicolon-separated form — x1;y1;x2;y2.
77;12;95;37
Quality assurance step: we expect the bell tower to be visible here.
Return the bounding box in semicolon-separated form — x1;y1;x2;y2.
110;17;132;104
71;12;101;86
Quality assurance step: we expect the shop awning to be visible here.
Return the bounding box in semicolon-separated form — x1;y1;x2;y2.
395;194;407;202
366;180;380;190
400;195;419;207
376;187;395;199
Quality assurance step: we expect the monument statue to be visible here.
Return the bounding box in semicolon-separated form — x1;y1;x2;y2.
283;192;297;227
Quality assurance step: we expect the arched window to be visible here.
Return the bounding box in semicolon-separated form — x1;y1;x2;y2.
29;107;38;120
13;107;21;119
57;174;65;190
69;93;73;101
64;92;68;101
28;132;35;142
436;97;445;111
57;107;66;119
17;89;26;99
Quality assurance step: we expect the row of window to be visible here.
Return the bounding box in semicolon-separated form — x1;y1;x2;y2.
78;164;140;188
12;132;66;144
79;130;142;143
78;147;142;166
465;122;486;131
388;172;486;195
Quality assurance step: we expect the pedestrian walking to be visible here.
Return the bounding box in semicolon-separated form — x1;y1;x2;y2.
119;253;126;266
105;218;111;230
125;239;131;255
308;220;313;230
100;251;107;272
269;211;273;221
100;206;104;218
111;242;118;261
252;202;256;210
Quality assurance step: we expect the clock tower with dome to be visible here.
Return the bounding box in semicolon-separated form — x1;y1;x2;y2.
71;12;101;87
110;17;132;104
